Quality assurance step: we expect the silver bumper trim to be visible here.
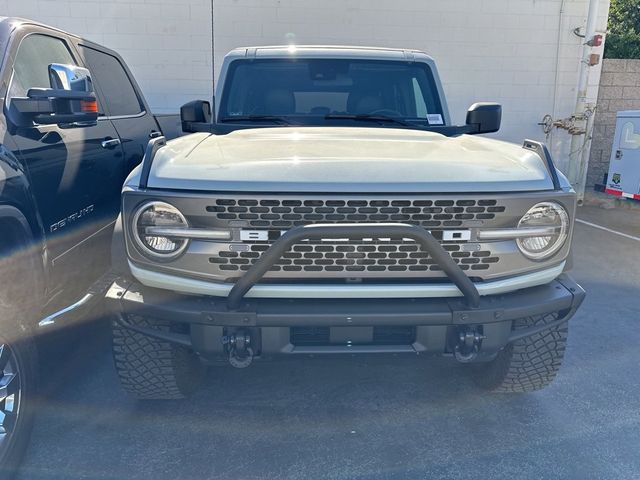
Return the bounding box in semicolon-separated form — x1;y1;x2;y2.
128;261;566;299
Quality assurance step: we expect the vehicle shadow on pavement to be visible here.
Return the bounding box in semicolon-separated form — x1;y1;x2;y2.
15;221;640;480
18;274;640;480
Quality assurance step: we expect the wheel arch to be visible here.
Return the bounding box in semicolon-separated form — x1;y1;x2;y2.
0;145;47;246
0;204;47;320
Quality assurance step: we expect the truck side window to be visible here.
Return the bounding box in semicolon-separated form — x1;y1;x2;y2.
8;34;76;99
80;46;143;117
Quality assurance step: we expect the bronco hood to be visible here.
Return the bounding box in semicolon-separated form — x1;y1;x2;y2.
143;127;555;193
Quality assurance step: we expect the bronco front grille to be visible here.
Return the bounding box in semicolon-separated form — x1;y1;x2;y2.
199;195;509;278
209;240;499;274
206;198;506;229
124;191;570;283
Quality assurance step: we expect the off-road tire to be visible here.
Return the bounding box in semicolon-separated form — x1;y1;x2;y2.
474;313;568;393
112;314;205;400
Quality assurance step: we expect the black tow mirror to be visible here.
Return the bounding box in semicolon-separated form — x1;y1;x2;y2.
465;102;501;134
181;99;213;133
9;63;98;127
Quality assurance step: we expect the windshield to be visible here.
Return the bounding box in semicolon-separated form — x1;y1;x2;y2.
219;58;445;125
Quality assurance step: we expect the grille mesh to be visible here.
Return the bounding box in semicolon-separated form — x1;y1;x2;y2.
206;198;506;229
209;241;499;274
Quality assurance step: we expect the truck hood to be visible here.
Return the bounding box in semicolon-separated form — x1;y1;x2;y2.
144;127;554;193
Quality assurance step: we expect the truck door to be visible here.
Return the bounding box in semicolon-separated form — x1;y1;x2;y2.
4;31;124;288
76;44;162;175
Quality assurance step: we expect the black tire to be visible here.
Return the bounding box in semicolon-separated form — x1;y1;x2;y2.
112;314;205;399
0;325;38;480
0;223;40;479
474;313;568;393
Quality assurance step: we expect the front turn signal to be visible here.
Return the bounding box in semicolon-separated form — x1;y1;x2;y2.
80;99;98;113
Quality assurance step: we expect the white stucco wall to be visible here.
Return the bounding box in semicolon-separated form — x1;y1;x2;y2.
1;0;610;172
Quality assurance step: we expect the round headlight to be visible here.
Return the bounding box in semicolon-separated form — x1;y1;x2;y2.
516;202;569;261
132;201;189;259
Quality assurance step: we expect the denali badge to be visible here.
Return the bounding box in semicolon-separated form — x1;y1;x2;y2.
50;204;94;232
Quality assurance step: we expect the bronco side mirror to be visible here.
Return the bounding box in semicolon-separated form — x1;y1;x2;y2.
9;63;98;127
465;102;501;134
181;99;213;133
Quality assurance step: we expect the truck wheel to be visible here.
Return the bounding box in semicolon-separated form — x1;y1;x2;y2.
112;314;205;399
0;329;38;480
0;221;40;478
474;313;568;393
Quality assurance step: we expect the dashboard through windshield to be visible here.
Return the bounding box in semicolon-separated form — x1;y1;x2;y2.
219;58;445;126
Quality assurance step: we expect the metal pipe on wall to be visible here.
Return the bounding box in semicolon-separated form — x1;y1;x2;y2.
568;0;600;202
550;0;566;142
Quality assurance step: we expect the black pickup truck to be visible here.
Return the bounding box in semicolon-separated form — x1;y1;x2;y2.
0;17;162;476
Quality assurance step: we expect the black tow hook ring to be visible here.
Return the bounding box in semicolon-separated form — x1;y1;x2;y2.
222;331;254;368
454;327;485;362
226;223;480;310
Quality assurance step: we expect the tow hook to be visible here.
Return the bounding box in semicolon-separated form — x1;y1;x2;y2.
454;326;485;363
222;330;254;368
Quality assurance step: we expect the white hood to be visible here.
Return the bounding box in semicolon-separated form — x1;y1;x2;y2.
144;127;554;193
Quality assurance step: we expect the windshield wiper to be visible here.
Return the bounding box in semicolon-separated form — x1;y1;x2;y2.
324;113;412;127
219;115;291;125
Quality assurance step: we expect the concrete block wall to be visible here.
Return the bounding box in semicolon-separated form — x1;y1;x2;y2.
1;0;611;176
587;59;640;188
211;0;610;174
0;0;214;114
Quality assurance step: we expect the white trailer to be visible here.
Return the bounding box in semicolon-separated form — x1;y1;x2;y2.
606;110;640;200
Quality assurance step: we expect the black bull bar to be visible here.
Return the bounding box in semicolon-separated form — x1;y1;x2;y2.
225;223;481;310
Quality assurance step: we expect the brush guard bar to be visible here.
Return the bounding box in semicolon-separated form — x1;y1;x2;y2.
225;223;480;310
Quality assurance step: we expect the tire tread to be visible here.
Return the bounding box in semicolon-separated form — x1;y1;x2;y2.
112;314;204;400
476;313;568;393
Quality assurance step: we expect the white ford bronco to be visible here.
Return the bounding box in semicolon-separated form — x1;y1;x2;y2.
107;46;585;398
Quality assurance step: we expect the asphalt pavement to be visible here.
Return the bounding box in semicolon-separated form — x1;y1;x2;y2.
16;204;640;480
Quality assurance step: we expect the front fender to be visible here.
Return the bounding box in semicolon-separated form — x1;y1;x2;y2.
111;214;131;277
0;142;46;245
1;141;48;296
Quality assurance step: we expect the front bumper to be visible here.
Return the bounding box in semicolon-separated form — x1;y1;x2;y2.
106;273;585;360
109;223;584;361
